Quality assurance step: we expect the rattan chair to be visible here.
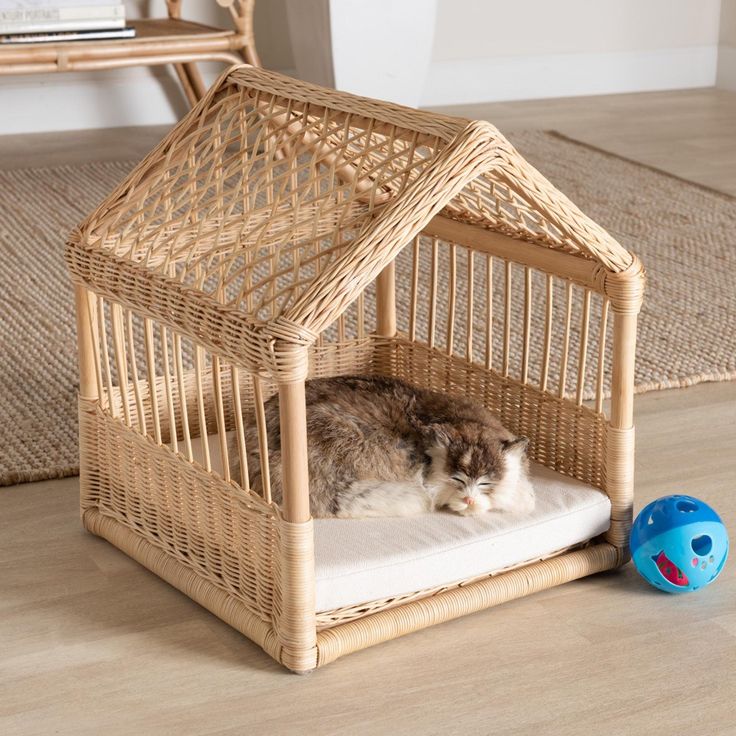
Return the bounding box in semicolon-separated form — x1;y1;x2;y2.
66;66;645;672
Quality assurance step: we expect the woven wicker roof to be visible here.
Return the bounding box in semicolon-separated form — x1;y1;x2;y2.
70;66;633;342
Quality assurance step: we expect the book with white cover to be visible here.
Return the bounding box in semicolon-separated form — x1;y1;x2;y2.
0;4;125;34
0;24;135;43
0;18;126;34
0;1;121;8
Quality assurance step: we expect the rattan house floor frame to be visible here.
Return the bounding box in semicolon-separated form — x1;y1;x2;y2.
66;65;645;673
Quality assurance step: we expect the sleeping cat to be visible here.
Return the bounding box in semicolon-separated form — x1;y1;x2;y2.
229;375;535;519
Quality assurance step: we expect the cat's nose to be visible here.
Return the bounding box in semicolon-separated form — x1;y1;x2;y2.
463;496;475;506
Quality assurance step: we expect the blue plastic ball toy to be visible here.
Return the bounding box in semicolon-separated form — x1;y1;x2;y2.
630;494;728;593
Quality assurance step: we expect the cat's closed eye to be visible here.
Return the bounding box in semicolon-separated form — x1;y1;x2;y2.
451;474;465;485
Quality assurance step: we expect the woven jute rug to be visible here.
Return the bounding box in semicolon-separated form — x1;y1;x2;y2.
1;131;735;486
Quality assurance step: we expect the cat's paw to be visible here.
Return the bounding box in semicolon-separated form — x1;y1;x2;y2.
442;494;493;516
488;485;535;514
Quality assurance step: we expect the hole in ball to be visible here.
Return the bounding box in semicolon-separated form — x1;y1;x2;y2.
691;534;712;556
676;500;698;513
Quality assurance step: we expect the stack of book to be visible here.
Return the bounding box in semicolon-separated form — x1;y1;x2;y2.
0;1;135;44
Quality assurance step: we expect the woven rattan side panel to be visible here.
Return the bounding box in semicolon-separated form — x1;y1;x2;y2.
74;290;388;670
79;402;282;632
387;338;607;490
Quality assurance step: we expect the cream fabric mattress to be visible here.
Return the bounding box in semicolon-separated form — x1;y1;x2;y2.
189;434;611;612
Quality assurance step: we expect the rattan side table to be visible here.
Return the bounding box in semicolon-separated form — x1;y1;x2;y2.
0;0;259;107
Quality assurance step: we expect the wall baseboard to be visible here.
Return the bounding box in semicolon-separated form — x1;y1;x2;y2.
716;45;736;91
420;46;720;107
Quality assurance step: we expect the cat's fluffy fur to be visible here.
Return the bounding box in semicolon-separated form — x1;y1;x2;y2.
230;375;534;519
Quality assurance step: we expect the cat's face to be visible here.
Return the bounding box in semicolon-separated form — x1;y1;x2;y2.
426;425;529;516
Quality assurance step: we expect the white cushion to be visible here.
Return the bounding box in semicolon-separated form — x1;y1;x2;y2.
189;434;611;613
313;464;610;611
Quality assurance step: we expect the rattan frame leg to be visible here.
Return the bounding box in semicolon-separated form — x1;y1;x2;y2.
166;0;258;107
173;63;206;106
277;364;318;672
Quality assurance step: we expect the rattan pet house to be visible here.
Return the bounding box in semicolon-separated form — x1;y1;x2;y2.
67;66;645;672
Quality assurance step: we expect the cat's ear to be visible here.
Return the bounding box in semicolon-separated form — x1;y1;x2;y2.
502;436;529;455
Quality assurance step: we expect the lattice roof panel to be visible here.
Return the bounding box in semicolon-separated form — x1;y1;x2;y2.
69;66;632;341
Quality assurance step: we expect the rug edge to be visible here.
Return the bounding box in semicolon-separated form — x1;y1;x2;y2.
1;464;79;488
546;130;736;202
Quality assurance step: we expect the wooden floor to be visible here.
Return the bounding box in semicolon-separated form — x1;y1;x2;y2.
1;88;735;736
430;87;736;196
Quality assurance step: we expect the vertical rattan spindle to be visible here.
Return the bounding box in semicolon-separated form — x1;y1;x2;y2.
278;377;310;523
376;261;397;337
375;261;397;375
74;284;98;402
74;283;99;521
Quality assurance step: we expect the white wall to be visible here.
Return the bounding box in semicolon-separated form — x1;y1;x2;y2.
421;0;722;105
0;0;730;135
717;0;736;90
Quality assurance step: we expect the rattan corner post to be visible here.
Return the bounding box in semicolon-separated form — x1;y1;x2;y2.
67;66;645;672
